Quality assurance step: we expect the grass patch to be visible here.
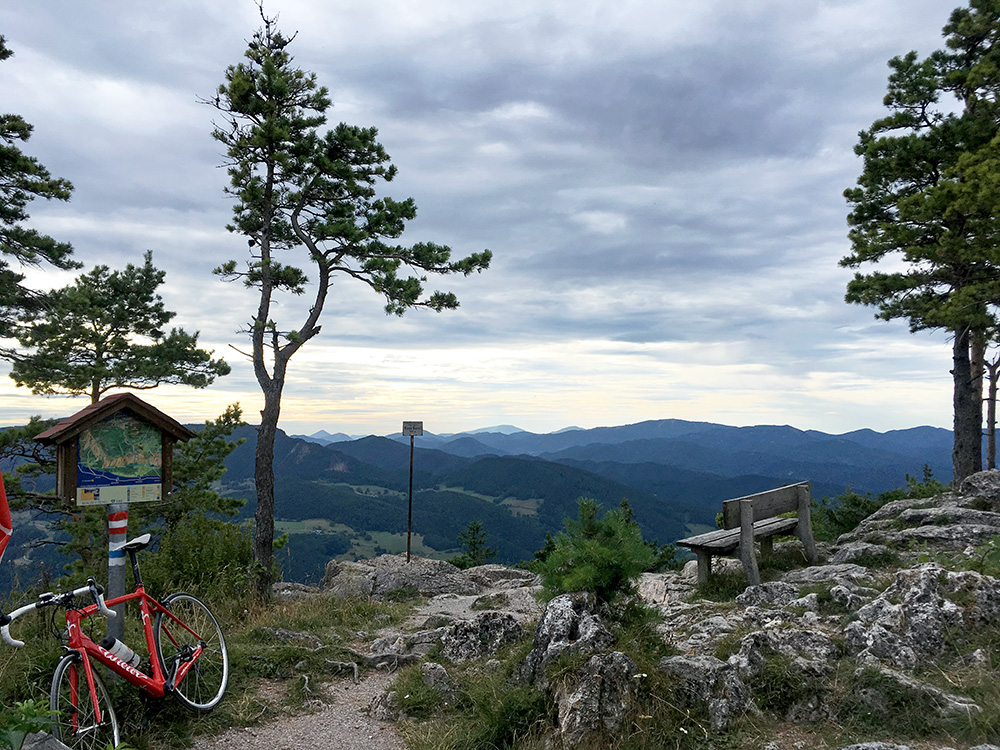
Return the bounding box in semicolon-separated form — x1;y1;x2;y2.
0;591;411;749
398;640;551;750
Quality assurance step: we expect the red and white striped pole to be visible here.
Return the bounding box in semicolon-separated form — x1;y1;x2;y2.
106;503;128;641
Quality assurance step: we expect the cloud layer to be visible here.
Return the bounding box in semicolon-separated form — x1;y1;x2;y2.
0;0;962;435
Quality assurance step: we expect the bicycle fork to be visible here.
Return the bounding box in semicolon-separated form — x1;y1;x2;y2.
66;650;107;735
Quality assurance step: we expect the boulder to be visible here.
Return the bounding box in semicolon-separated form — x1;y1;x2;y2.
736;581;798;607
368;690;403;721
658;654;750;731
440;611;523;662
958;469;1000;501
20;734;70;750
845;563;1000;667
369;627;451;658
322;554;481;599
551;651;640;746
421;662;459;704
518;592;615;688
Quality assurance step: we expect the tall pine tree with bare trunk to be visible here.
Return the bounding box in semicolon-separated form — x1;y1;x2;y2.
210;14;491;599
842;0;1000;484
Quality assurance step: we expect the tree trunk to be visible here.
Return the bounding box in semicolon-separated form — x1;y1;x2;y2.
986;359;1000;471
953;328;983;484
252;381;282;600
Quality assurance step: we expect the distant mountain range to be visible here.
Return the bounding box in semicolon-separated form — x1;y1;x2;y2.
222;418;953;583
0;418;954;593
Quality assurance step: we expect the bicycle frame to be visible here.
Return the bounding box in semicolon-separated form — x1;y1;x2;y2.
66;583;205;701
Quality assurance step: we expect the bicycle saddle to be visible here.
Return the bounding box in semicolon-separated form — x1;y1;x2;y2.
121;533;152;553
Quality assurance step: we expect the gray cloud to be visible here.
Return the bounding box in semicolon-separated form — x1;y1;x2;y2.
0;0;966;434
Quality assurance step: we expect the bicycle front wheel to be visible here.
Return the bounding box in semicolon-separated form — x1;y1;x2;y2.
50;653;120;750
154;592;229;712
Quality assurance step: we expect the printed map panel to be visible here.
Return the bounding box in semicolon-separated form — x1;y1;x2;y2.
76;412;162;506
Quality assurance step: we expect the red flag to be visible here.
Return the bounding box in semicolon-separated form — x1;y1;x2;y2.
0;471;11;564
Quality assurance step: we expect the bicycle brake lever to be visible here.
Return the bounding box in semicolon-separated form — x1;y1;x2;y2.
87;578;116;619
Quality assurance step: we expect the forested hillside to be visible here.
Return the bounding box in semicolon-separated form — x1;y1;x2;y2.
218;419;952;584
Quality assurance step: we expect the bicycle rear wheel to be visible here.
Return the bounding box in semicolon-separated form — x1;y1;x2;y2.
153;592;229;712
50;652;120;750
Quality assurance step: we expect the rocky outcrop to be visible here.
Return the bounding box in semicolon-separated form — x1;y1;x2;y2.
838;473;1000;553
551;651;641;745
440;611;523;662
356;473;1000;749
322;554;480;599
844;563;1000;668
517;592;615;688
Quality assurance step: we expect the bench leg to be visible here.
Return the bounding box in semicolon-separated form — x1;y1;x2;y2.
739;500;761;586
694;550;712;585
760;536;773;560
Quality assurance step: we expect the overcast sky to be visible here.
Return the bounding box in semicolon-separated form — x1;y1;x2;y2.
0;1;968;437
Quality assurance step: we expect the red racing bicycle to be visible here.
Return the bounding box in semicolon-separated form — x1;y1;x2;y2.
1;533;229;749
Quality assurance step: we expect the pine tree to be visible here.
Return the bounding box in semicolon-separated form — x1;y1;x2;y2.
0;36;79;340
841;0;1000;482
209;12;490;598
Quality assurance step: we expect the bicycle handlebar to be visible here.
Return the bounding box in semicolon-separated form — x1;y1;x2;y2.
1;577;116;648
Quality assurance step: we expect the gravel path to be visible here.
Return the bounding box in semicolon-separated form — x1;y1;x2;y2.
193;582;543;750
195;670;405;750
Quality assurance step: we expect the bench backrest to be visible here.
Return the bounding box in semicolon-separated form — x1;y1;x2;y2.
721;482;811;530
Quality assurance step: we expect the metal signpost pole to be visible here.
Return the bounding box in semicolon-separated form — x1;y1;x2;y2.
106;503;128;641
402;421;423;564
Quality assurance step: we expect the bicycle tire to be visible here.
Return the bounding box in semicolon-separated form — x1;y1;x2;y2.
50;652;120;750
153;592;229;712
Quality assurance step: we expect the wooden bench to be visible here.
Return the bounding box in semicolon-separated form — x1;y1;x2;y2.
676;482;818;586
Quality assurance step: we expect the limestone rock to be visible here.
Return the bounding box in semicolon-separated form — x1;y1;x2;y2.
728;628;840;723
781;563;873;586
658;653;750;731
271;581;322;600
20;734;71;750
421;662;459;704
552;651;640;747
518;592;614;688
441;611;523;662
845;563;1000;667
322;554;481;599
830;541;894;565
266;627;323;650
369;627;450;658
463;564;539;589
958;469;1000;501
368;690;402;721
847;665;981;722
736;581;798;607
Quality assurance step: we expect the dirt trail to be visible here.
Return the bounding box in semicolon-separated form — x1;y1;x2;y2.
195;584;543;749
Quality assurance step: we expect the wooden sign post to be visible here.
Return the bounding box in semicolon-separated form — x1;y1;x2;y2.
35;394;195;641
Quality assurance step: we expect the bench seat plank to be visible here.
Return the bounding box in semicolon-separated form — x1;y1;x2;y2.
676;516;798;552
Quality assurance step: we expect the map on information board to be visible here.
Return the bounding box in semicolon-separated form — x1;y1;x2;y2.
76;412;162;506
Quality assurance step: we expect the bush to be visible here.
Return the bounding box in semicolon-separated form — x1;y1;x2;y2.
536;499;657;606
139;514;256;602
